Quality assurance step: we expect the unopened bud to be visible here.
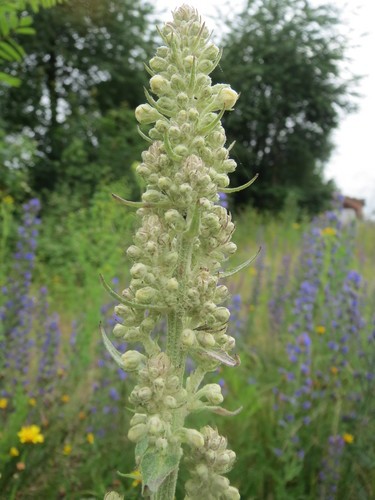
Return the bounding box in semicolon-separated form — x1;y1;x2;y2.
135;286;157;304
150;74;170;95
180;428;205;448
137;386;153;402
224;486;241;500
128;423;147;443
214;307;231;323
181;329;196;347
197;332;216;347
121;350;145;371
135;104;163;124
130;263;147;279
148;415;164;434
164;395;178;408
130;413;147;426
113;323;127;338
216;87;239;110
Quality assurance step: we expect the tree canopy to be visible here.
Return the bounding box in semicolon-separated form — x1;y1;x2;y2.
0;0;155;200
216;0;358;214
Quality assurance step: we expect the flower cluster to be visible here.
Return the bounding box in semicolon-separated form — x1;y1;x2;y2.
102;5;241;498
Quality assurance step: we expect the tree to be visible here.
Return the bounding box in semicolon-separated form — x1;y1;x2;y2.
0;0;65;87
0;0;156;197
216;0;358;214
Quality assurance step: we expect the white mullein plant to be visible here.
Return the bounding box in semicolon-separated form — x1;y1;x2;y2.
102;5;257;500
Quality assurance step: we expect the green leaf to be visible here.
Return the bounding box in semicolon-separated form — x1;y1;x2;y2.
99;323;127;371
0;40;24;61
135;437;149;460
15;27;36;35
140;448;181;494
0;71;21;87
19;16;34;27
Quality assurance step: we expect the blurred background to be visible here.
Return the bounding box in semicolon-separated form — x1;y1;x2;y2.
1;0;374;218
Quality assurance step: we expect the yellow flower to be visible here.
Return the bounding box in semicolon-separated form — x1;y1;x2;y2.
63;444;72;455
330;366;339;376
131;469;142;488
3;195;14;205
61;394;70;403
18;425;44;444
322;227;336;236
28;398;37;407
10;447;20;457
0;398;8;409
78;411;87;420
292;222;300;229
343;433;354;444
87;433;95;444
316;325;326;335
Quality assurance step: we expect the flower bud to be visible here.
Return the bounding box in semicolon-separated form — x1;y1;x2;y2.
180;428;205;448
164;395;178;408
147;415;164;434
123;327;142;341
130;263;147;279
128;423;148;443
130;413;147;426
126;245;142;260
150;74;170;95
214;307;231;323
114;304;130;317
197;332;216;347
166;278;179;291
181;329;196;347
135;287;157;304
142;189;164;203
137;386;153;402
121;350;146;371
149;56;168;71
222;242;237;254
135;104;163;124
216;87;239;110
224;487;241;500
153;377;165;391
195;463;209;479
113;323;127;338
166;375;180;391
212;475;230;493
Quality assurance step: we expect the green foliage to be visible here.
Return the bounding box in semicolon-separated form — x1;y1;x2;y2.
217;0;358;214
0;0;156;199
0;0;65;86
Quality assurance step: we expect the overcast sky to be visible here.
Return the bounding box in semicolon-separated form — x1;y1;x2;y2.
155;0;375;217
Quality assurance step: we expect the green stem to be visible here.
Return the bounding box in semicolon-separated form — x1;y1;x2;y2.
155;208;200;500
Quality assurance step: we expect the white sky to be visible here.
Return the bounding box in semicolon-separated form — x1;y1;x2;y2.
155;0;375;217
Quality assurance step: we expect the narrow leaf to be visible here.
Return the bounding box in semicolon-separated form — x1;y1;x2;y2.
137;125;153;143
220;173;259;193
207;405;243;416
196;347;240;367
100;323;126;370
219;247;261;278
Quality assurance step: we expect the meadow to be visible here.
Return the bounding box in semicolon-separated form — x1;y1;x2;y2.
0;189;374;500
